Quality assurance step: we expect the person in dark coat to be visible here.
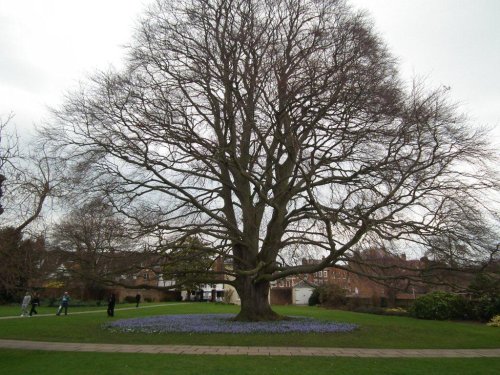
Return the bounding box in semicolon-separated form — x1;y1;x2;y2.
135;293;141;308
107;293;116;317
29;293;40;316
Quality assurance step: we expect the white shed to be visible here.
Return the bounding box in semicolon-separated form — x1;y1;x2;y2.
293;281;316;305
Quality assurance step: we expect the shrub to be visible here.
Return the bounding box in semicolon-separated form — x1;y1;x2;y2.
487;315;500;327
468;296;500;322
308;288;321;306
410;292;467;320
162;293;183;302
345;296;364;310
318;284;348;308
308;285;348;307
466;272;500;321
468;273;499;299
123;296;137;304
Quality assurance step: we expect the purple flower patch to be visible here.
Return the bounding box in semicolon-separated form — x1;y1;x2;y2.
104;314;358;334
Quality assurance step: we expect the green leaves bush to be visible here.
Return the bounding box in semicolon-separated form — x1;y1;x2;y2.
309;285;348;308
322;285;349;307
410;292;467;320
469;295;500;321
308;288;320;306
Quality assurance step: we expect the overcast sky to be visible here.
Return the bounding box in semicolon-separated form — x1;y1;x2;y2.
1;0;499;146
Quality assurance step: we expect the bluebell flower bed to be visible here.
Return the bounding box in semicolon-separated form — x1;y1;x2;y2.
104;314;358;334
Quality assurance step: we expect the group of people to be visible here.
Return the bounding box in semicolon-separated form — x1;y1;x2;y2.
20;292;40;317
21;291;142;317
20;291;69;317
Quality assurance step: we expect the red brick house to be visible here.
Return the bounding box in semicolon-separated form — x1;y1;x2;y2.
271;249;427;306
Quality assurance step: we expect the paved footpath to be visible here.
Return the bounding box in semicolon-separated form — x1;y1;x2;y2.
0;339;499;357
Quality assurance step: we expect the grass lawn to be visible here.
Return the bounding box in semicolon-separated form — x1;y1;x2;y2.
0;302;498;349
0;350;499;375
1;303;498;374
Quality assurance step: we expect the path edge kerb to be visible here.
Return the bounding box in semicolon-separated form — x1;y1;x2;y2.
1;339;499;357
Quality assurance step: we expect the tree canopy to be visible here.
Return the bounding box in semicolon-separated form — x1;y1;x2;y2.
44;0;499;320
0;227;46;302
51;199;137;289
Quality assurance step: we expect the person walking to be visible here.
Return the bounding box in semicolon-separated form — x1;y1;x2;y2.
56;292;70;316
135;293;141;308
29;293;40;317
20;292;31;317
107;293;116;317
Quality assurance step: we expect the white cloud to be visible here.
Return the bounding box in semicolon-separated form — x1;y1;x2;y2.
350;0;500;143
0;0;147;131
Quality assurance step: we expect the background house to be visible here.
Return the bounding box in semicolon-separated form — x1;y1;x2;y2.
271;250;428;306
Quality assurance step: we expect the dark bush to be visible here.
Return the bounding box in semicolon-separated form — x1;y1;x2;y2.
468;273;499;299
466;273;500;321
308;288;321;306
318;284;348;308
162;291;183;302
410;292;467;320
123;296;137;304
345;296;364;310
468;296;500;322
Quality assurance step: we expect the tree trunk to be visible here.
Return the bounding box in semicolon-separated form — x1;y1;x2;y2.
234;278;281;321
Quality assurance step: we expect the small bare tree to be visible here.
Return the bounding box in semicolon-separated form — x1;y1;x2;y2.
44;0;498;320
1;114;61;299
0;113;17;216
1;114;61;232
0;226;48;301
51;198;137;292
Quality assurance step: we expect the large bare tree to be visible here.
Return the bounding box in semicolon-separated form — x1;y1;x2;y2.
44;0;498;320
